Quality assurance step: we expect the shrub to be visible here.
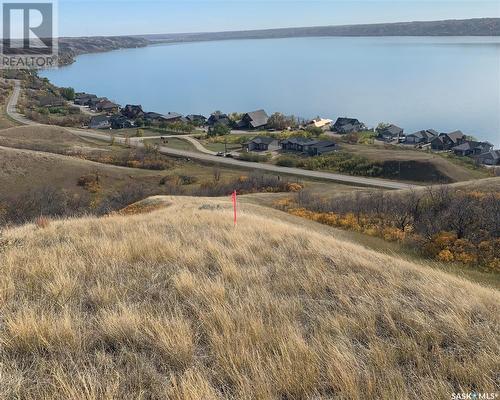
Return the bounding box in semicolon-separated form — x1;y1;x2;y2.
34;216;51;229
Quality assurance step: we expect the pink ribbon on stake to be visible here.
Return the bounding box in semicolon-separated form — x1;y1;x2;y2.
231;190;237;226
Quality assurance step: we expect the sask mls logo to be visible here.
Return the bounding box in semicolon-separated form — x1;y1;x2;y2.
1;0;58;69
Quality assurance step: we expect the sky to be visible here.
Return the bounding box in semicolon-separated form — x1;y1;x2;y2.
57;0;500;37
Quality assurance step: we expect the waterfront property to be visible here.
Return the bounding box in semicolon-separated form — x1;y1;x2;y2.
89;115;111;129
281;137;337;156
309;118;333;131
431;131;466;151
110;114;134;129
243;136;278;152
122;104;144;120
452;141;493;157
377;124;404;142
207;111;231;127
405;129;438;144
473;149;500;166
74;93;97;106
96;100;120;114
236;110;269;130
186;114;207;125
331;117;366;134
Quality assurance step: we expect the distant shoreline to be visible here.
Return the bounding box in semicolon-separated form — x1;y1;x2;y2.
57;18;499;65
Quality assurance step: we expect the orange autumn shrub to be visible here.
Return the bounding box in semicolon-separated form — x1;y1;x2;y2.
437;249;455;262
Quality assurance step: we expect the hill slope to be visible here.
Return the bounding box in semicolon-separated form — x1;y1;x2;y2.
0;196;498;399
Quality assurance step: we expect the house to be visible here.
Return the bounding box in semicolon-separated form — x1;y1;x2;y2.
96;100;120;114
473;150;500;166
88;97;108;110
89;115;111;129
309;118;333;131
122;105;144;120
74;93;97;106
207;112;231;127
186;114;207;125
452;141;493;157
236;110;269;130
243;136;278;152
431;131;466;151
280;137;337;156
39;95;65;108
109;114;133;129
332;117;366;134
163;112;183;123
377;124;404;141
143;112;169;124
281;137;317;152
405;129;438;145
307;141;337;156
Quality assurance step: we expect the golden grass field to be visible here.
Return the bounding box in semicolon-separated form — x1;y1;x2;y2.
0;196;498;399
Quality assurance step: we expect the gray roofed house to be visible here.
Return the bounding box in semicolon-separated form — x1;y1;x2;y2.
452;141;493;157
89;115;111;129
186;114;207;125
237;110;269;130
431;130;466;151
122;104;144;119
473;150;500;166
207;112;231;127
163;112;183;122
377;124;404;141
74;93;97;106
332;117;366;134
307;140;337;156
96;100;120;114
405;129;438;144
243;136;278;152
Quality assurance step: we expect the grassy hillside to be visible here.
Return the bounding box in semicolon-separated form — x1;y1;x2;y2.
0;196;498;399
0;146;166;198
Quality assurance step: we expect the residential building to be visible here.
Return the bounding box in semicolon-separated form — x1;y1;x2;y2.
307;141;337;156
110;114;134;129
405;129;438;144
96;100;120;114
309;118;333;131
243;136;278;152
473;150;500;166
186;114;207;125
207;112;231;127
332;117;366;134
452;141;493;157
236;110;269;130
377;124;404;141
89;115;111;129
431;131;467;151
74;93;97;106
122;104;144;120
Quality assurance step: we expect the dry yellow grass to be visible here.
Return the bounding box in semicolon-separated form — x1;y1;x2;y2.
0;196;499;399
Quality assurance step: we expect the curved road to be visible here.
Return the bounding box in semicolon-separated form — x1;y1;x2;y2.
6;79;416;190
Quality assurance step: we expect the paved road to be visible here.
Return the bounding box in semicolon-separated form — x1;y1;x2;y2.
5;79;416;190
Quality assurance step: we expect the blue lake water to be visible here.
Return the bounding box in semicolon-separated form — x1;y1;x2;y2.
41;37;500;146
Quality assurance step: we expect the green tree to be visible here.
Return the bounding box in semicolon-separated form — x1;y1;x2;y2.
208;123;231;137
268;112;297;130
59;87;75;101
